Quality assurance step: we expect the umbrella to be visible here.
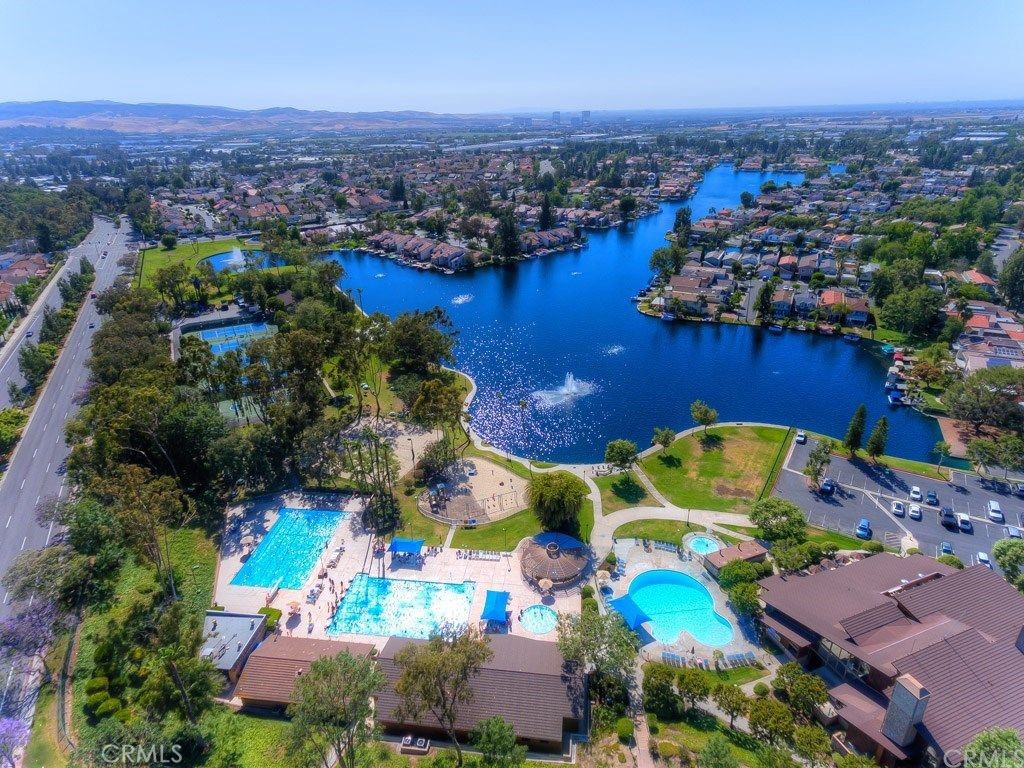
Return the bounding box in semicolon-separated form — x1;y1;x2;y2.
538;578;553;592
287;601;302;615
596;571;610;586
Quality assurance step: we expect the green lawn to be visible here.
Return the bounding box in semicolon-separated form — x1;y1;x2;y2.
23;635;71;768
652;709;762;767
231;711;294;768
640;426;789;512
137;237;260;289
719;523;871;552
395;487;449;546
613;519;704;543
71;526;218;736
593;471;657;513
451;495;594;550
646;660;766;688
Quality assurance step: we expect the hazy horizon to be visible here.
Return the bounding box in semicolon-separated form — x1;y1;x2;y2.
5;0;1024;113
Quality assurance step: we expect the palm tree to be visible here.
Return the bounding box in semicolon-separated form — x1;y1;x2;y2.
934;441;951;473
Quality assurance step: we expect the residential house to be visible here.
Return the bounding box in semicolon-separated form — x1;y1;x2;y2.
771;289;793;318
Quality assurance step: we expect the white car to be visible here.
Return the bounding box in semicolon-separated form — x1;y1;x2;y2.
909;486;923;502
795;431;807;444
892;501;906;517
987;500;1004;523
908;504;922;520
978;552;992;569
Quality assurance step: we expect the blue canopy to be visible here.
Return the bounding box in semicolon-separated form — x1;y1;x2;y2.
609;595;651;631
388;538;425;554
481;590;510;622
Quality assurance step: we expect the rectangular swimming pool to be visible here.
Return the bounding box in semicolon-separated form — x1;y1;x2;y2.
231;507;346;590
329;573;476;639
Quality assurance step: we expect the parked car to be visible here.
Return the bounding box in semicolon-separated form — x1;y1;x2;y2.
90;292;97;299
940;541;954;555
987;500;1004;523
892;500;906;517
940;507;957;529
820;477;837;495
1006;525;1023;539
856;518;872;539
909;504;922;520
909;486;923;502
978;552;992;569
956;513;973;533
925;490;938;506
795;431;807;444
1011;483;1024;499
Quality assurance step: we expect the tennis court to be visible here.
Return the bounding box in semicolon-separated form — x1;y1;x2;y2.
188;321;275;357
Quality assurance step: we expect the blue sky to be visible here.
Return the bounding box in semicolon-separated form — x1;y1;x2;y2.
3;0;1022;112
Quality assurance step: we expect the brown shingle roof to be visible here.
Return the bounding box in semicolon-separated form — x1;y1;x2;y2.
893;628;1024;754
758;554;954;641
704;540;767;570
234;636;374;706
894;565;1024;642
375;634;584;744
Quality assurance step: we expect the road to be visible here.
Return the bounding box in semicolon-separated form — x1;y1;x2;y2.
0;221;125;409
0;216;130;718
777;438;1024;566
991;226;1021;273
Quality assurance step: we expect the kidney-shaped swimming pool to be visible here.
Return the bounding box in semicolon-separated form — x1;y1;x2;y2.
626;569;734;646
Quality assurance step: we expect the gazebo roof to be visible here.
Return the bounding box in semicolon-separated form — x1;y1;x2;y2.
519;532;589;585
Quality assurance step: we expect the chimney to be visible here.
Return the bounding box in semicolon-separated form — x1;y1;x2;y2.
882;674;929;748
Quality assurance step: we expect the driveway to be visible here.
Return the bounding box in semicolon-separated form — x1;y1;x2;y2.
778;439;1020;564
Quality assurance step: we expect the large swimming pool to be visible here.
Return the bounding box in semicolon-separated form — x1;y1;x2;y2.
626;569;734;646
231;507;346;590
329;574;476;639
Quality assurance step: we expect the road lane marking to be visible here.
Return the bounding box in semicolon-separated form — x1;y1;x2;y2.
4;517;9;529
20;537;26;550
45;520;55;546
31;448;37;458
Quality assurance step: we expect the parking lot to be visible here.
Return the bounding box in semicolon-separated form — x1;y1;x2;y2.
776;439;1024;565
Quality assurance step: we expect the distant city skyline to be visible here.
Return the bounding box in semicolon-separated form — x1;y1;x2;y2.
4;0;1023;113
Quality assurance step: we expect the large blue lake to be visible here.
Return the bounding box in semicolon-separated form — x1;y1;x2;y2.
317;164;941;463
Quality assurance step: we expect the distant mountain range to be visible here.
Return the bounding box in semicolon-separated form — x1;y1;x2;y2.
2;99;1022;136
0;100;508;134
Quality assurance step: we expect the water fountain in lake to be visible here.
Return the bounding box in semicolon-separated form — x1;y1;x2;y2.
532;373;597;409
224;246;246;270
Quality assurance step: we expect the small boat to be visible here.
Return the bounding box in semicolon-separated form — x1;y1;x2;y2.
796;324;807;331
843;333;861;343
888;392;903;405
630;293;645;302
881;344;895;355
768;324;784;333
661;313;677;321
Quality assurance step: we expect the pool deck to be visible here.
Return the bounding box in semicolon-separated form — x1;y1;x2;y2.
605;539;763;664
215;491;580;650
